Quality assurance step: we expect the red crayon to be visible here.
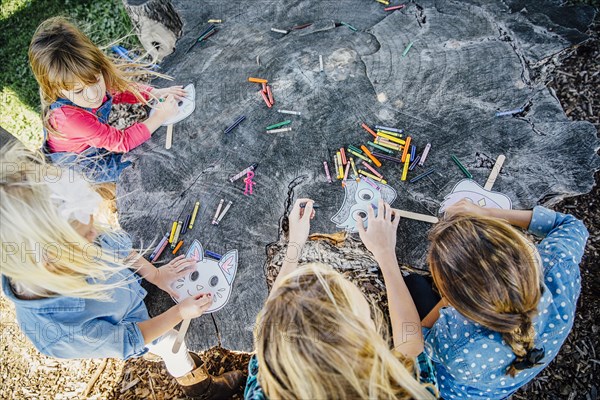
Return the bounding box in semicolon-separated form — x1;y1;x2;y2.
361;123;377;138
266;85;274;105
384;5;405;11
260;90;272;108
340;148;348;165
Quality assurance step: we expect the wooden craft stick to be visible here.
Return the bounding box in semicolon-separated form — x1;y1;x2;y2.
166;124;173;149
394;209;439;224
484;154;506;190
172;318;191;353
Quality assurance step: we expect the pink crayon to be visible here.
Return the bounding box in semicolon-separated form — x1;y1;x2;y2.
323;161;332;183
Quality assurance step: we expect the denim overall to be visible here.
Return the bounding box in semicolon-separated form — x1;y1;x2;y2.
42;93;132;183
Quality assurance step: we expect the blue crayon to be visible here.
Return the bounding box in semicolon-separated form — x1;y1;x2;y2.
495;108;524;117
410;168;436;183
224;115;246;134
410;145;416;161
204;250;222;260
374;125;403;134
409;155;421;171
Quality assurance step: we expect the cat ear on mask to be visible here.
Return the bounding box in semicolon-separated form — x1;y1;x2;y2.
218;250;238;285
187;239;205;262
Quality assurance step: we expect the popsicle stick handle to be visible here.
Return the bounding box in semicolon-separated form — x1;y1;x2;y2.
484;154;506;191
172;318;191;353
395;210;439;224
166;124;174;150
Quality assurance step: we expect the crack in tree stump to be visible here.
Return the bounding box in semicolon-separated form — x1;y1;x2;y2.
117;0;599;352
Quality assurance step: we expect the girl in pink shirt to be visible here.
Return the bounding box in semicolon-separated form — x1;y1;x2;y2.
29;17;185;182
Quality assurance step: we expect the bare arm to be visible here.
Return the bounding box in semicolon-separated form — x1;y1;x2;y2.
446;199;533;229
127;253;194;299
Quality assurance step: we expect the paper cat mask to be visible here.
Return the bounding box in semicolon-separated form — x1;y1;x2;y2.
439;179;512;213
331;179;397;233
149;83;196;126
169;240;238;313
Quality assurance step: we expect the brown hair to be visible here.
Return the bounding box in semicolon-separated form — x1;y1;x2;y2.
254;263;437;400
428;213;542;377
28;17;164;137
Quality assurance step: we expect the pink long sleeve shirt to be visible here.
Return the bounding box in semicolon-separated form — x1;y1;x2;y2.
46;87;153;154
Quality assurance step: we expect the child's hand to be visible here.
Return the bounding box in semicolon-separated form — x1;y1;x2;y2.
444;199;489;219
288;198;316;249
177;293;213;319
356;199;400;260
152;86;188;100
152;255;195;298
154;94;179;121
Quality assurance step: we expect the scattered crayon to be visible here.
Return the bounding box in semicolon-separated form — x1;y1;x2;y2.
361;123;378;138
323;161;332;183
201;29;218;41
371;152;402;163
208;19;222;23
419;143;431;166
248;77;268;84
186;24;216;53
271;28;288;34
349;157;359;181
401;154;411;181
292;23;313;30
212;199;224;225
189;201;200;229
172;240;184;254
224;115;246;134
343;162;350;186
361;160;383;178
375;0;390;5
171;221;183;249
336;151;344;178
410;167;436;183
319;55;324;72
376;129;403;138
266;85;274;105
215;201;233;225
260;90;273;108
340;148;348;165
410;144;416;161
340;21;357;31
205;250;222;260
495;108;524;117
151;236;170;262
409;155;421;171
368;141;394;154
384;4;405;11
230;163;258;182
267;127;292;133
347;148;372;164
262;82;267;93
377;132;405;144
300;203;320;209
347;144;363;154
401;136;411;162
333;152;341;180
169;221;178;243
266;120;292;130
359;169;387;184
150;232;169;260
181;214;191;234
361;175;381;190
360;145;382;167
451;155;473;179
375;125;403;134
402;41;414;57
278;109;301;115
374;139;401;151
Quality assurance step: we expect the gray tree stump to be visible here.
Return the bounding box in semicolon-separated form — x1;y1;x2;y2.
122;0;183;61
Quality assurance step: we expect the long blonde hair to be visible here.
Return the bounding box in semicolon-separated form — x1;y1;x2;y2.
28;17;166;137
428;214;543;377
254;263;436;399
0;141;136;300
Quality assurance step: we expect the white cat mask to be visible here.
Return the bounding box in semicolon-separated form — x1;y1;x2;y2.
170;240;238;313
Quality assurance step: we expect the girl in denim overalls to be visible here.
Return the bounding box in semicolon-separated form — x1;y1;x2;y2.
29;17;186;183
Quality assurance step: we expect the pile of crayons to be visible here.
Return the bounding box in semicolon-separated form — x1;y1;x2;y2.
248;77;275;108
324;122;435;187
149;201;201;262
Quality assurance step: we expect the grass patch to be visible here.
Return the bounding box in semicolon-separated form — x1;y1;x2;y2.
0;0;139;148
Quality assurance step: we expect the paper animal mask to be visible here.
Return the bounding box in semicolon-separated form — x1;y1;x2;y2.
149;83;196;126
170;240;238;313
439;179;512;214
331;179;397;233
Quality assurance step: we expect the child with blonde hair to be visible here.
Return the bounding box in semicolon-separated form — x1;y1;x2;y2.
413;199;588;399
244;199;438;399
29;17;186;182
0;141;242;399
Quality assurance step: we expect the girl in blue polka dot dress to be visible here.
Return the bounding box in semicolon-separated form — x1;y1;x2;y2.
417;199;588;399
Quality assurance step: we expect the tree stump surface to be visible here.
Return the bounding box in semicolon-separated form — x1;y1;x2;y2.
117;0;599;352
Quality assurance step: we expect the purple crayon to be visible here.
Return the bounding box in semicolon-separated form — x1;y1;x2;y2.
375;125;403;134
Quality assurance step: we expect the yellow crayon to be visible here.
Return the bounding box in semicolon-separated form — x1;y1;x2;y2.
349;157;359;181
208;19;222;23
358;169;387;184
376;0;390;4
336;151;344;179
168;221;178;243
376;129;403;138
401;154;411;181
189;201;200;229
377;132;406;145
347;148;372;164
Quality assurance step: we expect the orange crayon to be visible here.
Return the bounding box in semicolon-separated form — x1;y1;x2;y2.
249;77;268;84
402;136;412;162
360;145;382;167
361;123;377;138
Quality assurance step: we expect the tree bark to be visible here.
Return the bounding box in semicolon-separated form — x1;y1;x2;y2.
122;0;183;61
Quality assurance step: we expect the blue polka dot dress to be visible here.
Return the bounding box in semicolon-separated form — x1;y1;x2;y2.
423;206;589;399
